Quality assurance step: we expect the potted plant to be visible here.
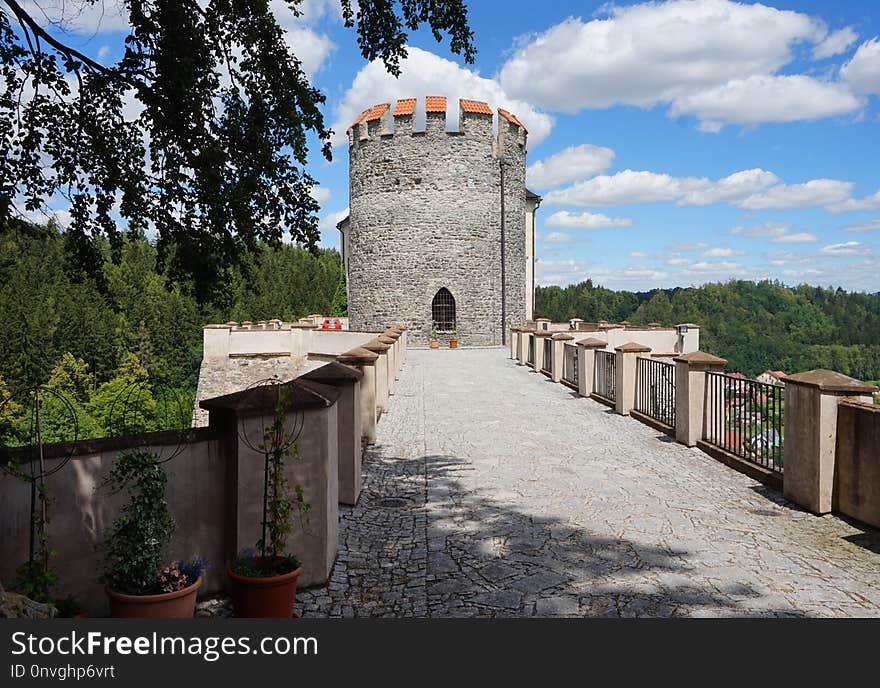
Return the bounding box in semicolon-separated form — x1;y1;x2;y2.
449;327;458;349
226;387;309;618
101;449;207;617
430;324;440;349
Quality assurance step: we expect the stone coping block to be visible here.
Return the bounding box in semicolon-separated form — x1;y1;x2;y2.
338;347;378;366
615;342;651;353
362;340;391;353
577;337;607;349
673;351;728;366
552;333;575;341
389;323;407;331
300;361;363;384
200;378;341;416
382;330;401;340
783;369;878;395
378;335;396;345
534;330;554;338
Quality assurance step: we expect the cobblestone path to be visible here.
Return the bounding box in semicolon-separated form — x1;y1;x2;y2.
297;348;880;617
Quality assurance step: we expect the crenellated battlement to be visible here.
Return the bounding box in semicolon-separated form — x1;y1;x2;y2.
346;96;528;152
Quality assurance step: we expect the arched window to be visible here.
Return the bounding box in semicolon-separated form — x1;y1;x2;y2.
432;288;456;332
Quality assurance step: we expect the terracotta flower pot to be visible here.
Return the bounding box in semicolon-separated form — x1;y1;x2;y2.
430;339;439;349
107;576;202;618
449;339;458;349
226;563;303;618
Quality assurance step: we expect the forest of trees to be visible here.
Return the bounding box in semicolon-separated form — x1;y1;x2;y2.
0;221;345;444
535;279;880;381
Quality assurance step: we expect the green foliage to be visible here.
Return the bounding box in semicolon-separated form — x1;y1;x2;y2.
536;279;880;379
88;353;156;435
48;353;94;405
101;450;175;595
0;373;24;443
329;274;348;318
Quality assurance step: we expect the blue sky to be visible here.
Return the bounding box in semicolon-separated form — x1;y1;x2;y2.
20;0;880;292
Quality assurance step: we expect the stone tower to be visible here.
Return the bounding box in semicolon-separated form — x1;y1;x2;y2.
339;96;538;346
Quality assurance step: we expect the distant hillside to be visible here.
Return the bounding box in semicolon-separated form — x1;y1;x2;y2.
535;280;880;380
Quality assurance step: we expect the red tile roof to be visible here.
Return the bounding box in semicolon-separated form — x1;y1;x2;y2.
348;108;370;131
365;103;390;122
394;98;416;116
425;96;447;113
460;99;492;115
498;108;528;133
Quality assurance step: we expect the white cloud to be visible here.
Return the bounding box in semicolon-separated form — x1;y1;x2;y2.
544;170;704;207
738;179;854;210
702;248;744;258
767;250;815;266
331;47;554;148
629;251;649;258
310;186;332;205
666;253;693;266
667;241;709;251
842;219;880;233
498;0;857;130
535;259;593;286
283;26;335;78
544;211;633;229
820;241;872;256
841;39;880;95
827;189;880;213
730;222;791;238
681;169;779;206
668;75;861;132
544;232;574;244
526;144;615;190
771;232;819;245
19;1;129;33
814;27;858;59
318;206;349;230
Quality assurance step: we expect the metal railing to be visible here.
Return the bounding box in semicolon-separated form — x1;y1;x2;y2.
527;334;535;367
704;372;784;473
635;358;675;428
562;343;578;387
542;338;552;374
594;350;616;402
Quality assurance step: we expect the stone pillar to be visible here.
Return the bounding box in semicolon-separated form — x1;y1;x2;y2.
535;317;551;332
338;347;379;445
782;370;877;515
383;329;401;382
676;323;701;354
534;330;552;372
551;333;574;383
509;327;520;360
379;334;397;395
362;339;390;417
674;351;727;447
614;342;651;416
300;362;364;506
390;323;407;366
576;337;606;397
517;328;533;366
201;379;342;588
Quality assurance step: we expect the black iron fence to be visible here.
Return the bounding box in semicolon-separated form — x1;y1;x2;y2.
635;357;676;427
527;334;535;367
562;343;579;387
704;372;784;473
594;350;616;402
542;338;553;375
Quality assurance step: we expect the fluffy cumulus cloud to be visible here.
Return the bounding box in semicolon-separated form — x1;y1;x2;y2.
526;145;615;190
702;248;744;258
771;232;819;245
318;206;349;231
843;219;880;233
814;27;858;59
498;0;863;130
544;232;574;244
841;39;880;95
544;211;633;230
544;167;875;213
668;75;861;132
331;47;554;148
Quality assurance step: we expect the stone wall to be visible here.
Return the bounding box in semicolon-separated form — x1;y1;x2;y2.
346;97;528;346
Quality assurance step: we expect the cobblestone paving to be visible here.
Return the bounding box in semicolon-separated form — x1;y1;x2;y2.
297;348;880;618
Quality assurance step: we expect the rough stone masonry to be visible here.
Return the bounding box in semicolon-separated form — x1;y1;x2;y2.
343;97;532;346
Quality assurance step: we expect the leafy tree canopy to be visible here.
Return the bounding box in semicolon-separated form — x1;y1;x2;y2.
1;0;475;299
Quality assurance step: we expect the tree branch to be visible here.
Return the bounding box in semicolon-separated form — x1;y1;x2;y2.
3;0;115;75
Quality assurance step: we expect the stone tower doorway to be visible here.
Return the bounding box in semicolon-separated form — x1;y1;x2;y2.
432;288;456;333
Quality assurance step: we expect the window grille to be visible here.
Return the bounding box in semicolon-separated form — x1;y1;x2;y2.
432;288;456;332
